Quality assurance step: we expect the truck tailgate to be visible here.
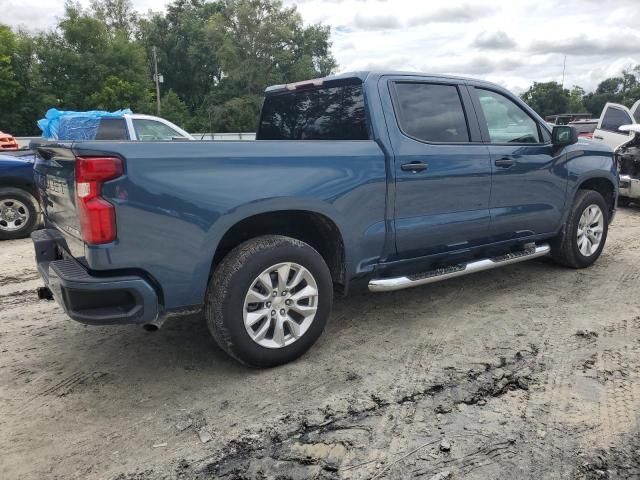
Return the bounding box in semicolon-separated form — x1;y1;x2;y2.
32;141;84;256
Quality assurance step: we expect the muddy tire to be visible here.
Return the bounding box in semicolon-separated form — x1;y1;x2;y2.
0;187;39;240
551;189;609;269
205;235;333;368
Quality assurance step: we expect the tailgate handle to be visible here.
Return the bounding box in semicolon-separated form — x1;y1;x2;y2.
401;161;428;172
495;157;515;168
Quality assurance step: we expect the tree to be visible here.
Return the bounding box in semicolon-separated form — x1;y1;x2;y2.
520;81;570;117
567;86;585;113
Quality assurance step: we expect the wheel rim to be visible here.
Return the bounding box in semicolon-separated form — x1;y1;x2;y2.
243;262;319;349
577;203;604;257
0;199;30;232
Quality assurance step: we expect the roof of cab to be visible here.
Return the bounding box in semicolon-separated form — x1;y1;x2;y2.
265;70;499;94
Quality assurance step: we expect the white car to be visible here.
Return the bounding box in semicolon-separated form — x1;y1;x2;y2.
99;114;194;141
592;100;640;150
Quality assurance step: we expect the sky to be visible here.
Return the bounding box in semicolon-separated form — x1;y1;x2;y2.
2;0;639;93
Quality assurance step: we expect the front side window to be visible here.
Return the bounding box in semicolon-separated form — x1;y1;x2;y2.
257;81;369;140
133;119;186;141
476;89;540;144
601;107;632;132
393;83;469;143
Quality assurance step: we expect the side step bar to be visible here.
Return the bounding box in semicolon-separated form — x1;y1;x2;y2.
368;244;551;292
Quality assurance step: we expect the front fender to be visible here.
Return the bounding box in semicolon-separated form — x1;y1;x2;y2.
563;140;618;219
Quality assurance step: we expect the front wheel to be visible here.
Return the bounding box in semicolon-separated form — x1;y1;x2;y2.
551;190;609;268
205;235;333;367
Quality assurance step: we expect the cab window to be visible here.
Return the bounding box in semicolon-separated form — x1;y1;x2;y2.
133;119;186;141
476;89;540;144
601;107;632;133
392;82;470;143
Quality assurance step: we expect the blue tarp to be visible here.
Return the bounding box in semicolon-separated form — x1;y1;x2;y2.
37;108;132;140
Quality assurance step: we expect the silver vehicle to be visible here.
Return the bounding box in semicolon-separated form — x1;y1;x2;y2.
616;124;640;207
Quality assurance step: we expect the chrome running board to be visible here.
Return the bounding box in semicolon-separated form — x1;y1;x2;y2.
368;244;551;292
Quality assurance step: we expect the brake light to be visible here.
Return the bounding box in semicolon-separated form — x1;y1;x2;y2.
76;157;123;244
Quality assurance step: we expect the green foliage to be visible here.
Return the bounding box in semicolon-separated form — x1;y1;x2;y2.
520;81;570;117
520;66;640;119
1;0;336;136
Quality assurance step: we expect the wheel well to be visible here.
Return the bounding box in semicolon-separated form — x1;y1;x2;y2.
0;179;37;199
578;178;615;216
212;211;346;285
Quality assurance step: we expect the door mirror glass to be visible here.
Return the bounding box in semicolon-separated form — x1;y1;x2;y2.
552;125;578;146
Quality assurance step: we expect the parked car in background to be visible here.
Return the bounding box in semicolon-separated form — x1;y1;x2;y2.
0;151;40;239
38;109;194;141
32;71;618;367
0;131;20;151
568;119;598;139
545;113;592;125
592;100;640;150
616;124;640;207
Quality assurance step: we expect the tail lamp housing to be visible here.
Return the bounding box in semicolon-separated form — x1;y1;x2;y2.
76;157;123;244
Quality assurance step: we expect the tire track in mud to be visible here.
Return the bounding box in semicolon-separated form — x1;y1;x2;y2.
0;270;39;287
0;289;38;308
176;349;543;480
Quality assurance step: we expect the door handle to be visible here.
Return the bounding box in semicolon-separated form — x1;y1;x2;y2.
494;157;515;168
593;135;603;140
401;161;428;172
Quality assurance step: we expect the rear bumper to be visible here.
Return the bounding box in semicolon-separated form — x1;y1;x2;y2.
31;229;159;325
619;174;640;200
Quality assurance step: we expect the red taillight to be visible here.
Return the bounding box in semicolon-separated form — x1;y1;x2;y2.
76;157;123;245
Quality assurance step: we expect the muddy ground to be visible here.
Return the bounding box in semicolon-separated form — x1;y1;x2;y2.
1;208;640;480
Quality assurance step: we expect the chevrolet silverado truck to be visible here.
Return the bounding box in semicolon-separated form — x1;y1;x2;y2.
31;72;618;367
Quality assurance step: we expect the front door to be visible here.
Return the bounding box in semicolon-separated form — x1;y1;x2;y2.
380;77;492;259
594;103;635;150
469;86;567;242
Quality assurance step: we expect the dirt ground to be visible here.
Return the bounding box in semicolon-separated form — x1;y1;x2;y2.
1;208;639;480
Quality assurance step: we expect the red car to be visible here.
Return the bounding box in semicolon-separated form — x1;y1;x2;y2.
0;131;19;151
568;120;598;139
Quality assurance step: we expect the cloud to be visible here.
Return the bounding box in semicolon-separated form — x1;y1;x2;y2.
433;57;524;75
530;34;640;56
472;31;517;50
408;5;494;26
351;13;402;31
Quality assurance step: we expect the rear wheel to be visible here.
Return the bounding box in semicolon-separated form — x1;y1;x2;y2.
551;190;609;268
205;235;333;367
0;187;39;240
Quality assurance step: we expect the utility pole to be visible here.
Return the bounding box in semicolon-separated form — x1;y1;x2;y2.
153;46;161;115
561;55;567;89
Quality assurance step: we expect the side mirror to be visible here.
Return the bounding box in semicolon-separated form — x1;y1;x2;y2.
552;125;578;146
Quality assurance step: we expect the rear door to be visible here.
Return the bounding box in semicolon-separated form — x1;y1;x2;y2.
594;103;634;150
380;76;492;259
469;85;566;241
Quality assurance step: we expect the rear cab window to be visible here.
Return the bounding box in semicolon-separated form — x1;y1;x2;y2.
391;82;470;143
256;79;369;140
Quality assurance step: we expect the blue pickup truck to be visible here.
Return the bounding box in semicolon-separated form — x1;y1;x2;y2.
32;71;618;367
